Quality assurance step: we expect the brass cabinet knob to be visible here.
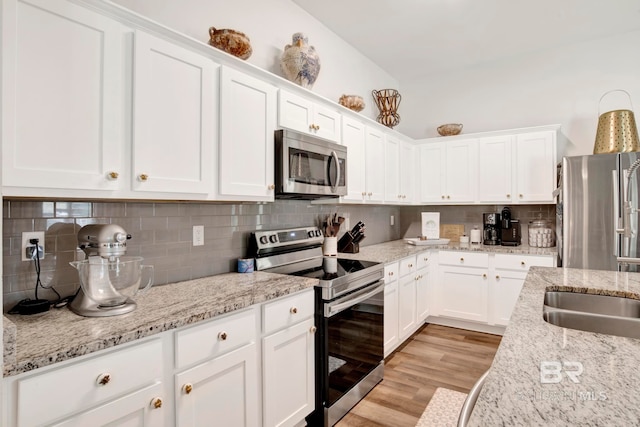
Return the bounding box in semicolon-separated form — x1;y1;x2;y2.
96;373;111;386
441;195;445;199
183;383;193;395
151;397;163;409
310;326;317;333
268;184;275;190
408;263;413;268
496;275;500;279
447;195;451;199
521;261;526;266
424;257;428;261
309;124;314;130
402;195;406;199
506;194;511;198
362;192;366;196
519;194;523;198
482;273;487;278
108;171;119;180
415;275;420;281
139;174;149;182
290;307;298;314
460;258;464;262
388;271;394;276
368;192;372;196
218;331;228;341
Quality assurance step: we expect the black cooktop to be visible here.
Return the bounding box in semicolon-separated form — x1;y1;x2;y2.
287;257;380;281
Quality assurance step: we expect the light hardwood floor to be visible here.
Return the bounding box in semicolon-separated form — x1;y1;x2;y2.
335;323;502;427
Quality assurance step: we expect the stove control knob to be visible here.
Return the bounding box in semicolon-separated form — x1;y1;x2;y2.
259;236;268;245
315;230;321;237
308;230;314;238
269;235;278;243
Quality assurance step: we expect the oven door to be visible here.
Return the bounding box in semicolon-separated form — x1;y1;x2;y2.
320;280;384;411
276;129;347;198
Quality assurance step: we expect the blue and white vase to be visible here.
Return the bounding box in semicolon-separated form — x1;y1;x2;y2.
280;33;321;89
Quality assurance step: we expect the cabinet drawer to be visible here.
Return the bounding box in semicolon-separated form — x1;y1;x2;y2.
17;338;162;427
175;308;257;370
384;262;399;282
416;251;431;269
263;289;314;335
495;254;555;271
439;250;489;268
398;256;417;277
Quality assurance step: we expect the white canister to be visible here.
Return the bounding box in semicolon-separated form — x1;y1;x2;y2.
470;227;482;244
323;237;338;256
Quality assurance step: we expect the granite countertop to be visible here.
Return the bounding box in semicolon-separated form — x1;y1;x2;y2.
339;239;557;264
468;267;640;426
3;272;317;377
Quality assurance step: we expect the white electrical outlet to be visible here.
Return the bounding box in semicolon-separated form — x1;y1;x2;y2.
390;215;395;226
22;231;45;261
343;214;350;231
193;225;204;246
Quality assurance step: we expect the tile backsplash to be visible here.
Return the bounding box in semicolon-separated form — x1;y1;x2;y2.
2;199;402;311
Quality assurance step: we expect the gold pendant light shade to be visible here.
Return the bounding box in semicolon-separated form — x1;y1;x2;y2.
593;90;640;154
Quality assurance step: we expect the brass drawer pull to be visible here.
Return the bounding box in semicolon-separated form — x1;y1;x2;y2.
218;331;228;341
96;373;111;386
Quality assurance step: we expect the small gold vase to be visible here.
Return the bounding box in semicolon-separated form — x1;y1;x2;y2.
593;90;640;154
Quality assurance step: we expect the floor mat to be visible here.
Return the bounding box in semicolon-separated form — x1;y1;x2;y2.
415;387;468;427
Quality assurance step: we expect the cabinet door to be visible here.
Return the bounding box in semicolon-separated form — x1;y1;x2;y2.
515;131;556;202
418;143;445;203
491;269;527;326
263;318;315;427
2;0;125;192
132;30;217;196
364;127;385;202
384;135;401;203
398;275;417;341
219;66;277;200
444;139;477;203
312;104;341;143
416;266;430;322
477;136;513;203
175;344;259;427
399;141;416;203
278;90;314;134
438;265;488;322
383;280;399;357
342;117;366;202
52;383;165;427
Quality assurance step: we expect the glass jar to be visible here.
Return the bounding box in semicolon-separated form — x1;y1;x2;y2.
528;220;555;248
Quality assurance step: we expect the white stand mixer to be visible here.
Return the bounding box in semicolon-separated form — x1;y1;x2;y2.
69;224;153;317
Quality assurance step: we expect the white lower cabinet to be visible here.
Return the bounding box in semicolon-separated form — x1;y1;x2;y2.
383;263;400;357
262;290;315;427
398;273;418;341
4;290;316;427
436;251;489;322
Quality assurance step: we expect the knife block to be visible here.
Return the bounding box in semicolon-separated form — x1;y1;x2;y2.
338;232;362;253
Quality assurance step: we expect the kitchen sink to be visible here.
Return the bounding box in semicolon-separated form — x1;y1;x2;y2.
544;291;640;318
543;291;640;339
543;309;640;339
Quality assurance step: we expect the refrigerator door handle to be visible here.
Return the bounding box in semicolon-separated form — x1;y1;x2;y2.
614;170;623;256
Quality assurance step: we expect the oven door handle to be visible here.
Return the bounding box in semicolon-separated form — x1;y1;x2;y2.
325;281;384;317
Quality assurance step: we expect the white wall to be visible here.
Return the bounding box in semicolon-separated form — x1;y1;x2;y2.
111;0;398;123
398;29;640;157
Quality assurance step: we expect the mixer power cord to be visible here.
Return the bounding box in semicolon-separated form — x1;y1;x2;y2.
8;238;70;315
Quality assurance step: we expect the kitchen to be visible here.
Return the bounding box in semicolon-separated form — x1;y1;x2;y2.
2;0;640;426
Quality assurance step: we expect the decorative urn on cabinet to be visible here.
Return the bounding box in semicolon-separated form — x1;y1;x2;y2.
280;33;321;89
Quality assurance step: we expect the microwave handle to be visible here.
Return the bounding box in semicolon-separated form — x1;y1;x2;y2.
330;150;340;192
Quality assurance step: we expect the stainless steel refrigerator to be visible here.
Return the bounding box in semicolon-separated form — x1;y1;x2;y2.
561;152;640;271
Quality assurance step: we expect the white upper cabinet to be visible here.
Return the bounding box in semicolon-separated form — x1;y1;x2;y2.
399;141;416;203
218;66;277;201
419;139;477;203
418;142;445;203
1;0;127;194
385;136;415;203
477;135;514;203
278;89;341;143
514;131;557;203
132;30;217;197
364;126;385;202
341;116;367;202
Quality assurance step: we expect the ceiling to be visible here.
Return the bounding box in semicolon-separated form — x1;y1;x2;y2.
292;0;640;82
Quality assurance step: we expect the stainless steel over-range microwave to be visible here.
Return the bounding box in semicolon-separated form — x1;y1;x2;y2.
275;129;347;199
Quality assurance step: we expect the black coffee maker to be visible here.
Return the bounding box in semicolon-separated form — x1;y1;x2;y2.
501;207;522;246
483;213;501;245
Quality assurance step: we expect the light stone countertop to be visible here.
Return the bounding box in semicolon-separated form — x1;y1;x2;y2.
468;267;640;426
339;239;557;264
3;272;317;377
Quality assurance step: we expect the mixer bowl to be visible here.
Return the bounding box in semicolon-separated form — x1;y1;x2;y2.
70;256;154;307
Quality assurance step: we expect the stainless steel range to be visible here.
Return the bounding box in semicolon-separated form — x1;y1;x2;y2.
249;226;384;426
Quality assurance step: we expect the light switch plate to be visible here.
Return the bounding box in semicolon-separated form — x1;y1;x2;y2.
193;225;204;246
